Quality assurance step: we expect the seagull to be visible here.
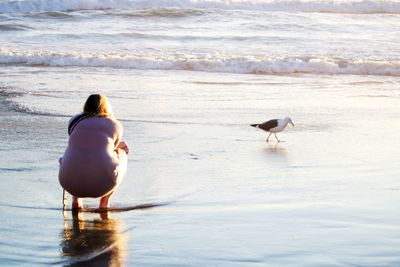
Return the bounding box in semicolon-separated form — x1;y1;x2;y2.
251;117;294;142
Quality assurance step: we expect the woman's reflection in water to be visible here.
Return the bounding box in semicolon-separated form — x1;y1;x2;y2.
61;211;127;267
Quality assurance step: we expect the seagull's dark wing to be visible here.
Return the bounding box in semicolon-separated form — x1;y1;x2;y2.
258;119;278;131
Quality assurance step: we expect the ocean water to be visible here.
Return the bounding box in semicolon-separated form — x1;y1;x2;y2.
1;0;400;266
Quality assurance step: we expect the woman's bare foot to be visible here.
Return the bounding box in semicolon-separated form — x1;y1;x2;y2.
72;196;82;210
99;191;114;210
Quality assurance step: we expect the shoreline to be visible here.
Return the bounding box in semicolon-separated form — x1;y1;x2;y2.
1;66;400;267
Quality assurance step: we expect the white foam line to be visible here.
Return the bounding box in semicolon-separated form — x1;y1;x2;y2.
1;49;399;76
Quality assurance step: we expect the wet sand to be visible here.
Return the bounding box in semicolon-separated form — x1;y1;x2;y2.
1;71;400;266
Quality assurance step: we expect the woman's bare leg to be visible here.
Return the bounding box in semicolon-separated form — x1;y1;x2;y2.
72;196;82;210
99;191;114;209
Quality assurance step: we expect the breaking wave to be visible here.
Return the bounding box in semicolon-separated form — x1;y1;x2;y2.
1;49;399;76
1;0;400;14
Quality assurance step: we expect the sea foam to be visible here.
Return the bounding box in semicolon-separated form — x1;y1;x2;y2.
1;0;400;14
1;49;399;76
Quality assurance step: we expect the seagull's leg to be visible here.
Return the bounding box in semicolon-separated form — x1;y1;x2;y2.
274;133;280;142
266;133;272;142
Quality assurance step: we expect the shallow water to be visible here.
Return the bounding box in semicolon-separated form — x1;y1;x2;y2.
1;67;400;266
1;0;400;266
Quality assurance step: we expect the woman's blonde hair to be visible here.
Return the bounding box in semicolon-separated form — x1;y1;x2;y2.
83;94;112;117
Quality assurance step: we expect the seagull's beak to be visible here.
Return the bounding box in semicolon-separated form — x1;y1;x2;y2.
290;120;294;127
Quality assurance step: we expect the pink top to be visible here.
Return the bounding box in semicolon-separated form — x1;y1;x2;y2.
59;115;127;198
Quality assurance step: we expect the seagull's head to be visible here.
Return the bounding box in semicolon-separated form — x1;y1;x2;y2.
285;117;294;127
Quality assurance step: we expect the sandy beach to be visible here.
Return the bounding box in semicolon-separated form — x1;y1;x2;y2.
1;68;400;266
1;0;400;265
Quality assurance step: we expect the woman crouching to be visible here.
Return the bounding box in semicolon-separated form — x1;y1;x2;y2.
59;94;129;210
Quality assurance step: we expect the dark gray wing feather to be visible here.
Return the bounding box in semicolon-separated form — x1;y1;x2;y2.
258;119;278;131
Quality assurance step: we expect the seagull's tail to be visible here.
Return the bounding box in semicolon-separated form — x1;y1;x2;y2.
250;124;259;128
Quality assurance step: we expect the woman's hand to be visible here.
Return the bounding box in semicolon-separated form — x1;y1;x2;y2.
117;140;129;155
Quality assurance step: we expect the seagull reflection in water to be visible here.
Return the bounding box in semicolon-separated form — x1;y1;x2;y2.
263;143;288;165
61;211;127;267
